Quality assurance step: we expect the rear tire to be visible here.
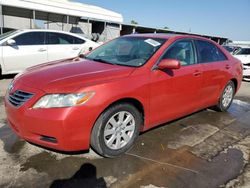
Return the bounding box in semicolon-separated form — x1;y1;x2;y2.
214;80;235;112
91;103;142;158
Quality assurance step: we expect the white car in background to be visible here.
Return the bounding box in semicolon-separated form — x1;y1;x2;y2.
234;47;250;81
0;29;99;76
222;45;241;54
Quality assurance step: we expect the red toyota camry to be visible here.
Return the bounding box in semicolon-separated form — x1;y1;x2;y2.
4;34;243;157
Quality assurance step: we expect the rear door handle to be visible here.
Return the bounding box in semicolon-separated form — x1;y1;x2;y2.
73;47;79;50
193;70;202;77
38;48;47;52
225;64;231;69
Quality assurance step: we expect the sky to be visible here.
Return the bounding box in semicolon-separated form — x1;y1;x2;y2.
75;0;250;41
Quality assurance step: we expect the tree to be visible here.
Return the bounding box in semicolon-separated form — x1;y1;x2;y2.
163;26;169;30
131;20;138;25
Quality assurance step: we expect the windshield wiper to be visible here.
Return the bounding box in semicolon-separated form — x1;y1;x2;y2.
90;58;117;65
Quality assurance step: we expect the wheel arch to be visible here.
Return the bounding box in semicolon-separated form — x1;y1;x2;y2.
108;98;144;120
91;97;145;134
231;78;238;92
0;60;5;76
105;97;144;126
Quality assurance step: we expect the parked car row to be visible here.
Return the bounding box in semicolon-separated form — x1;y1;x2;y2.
0;29;99;76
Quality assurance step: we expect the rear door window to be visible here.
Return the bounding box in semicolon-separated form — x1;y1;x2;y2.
13;32;45;46
47;32;73;45
195;40;227;63
47;32;85;45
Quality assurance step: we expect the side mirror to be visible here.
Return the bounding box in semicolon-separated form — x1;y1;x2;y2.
89;47;93;52
6;39;16;46
79;54;85;58
157;59;181;70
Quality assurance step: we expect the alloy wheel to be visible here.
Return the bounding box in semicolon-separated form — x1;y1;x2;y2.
222;84;233;108
104;111;135;150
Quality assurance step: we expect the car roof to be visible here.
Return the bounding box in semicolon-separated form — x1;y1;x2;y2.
20;29;73;33
17;29;90;40
123;33;212;41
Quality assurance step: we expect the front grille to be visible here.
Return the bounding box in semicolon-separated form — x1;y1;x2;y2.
8;90;34;107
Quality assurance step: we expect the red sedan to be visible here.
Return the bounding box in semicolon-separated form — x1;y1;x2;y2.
4;34;242;157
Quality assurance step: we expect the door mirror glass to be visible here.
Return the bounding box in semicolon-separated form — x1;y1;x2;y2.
6;39;16;46
158;59;181;70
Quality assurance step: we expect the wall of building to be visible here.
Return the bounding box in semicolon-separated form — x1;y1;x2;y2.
45;21;92;39
106;23;120;41
3;15;32;30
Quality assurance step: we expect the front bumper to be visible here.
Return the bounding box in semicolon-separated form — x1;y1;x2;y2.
4;84;97;152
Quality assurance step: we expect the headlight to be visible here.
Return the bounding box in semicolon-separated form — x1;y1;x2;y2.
33;92;95;109
7;81;14;93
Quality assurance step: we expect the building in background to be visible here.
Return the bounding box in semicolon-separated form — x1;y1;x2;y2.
0;0;123;42
0;0;228;44
229;41;250;47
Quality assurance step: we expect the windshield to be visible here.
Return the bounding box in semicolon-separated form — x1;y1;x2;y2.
0;30;19;41
235;48;250;55
85;37;167;67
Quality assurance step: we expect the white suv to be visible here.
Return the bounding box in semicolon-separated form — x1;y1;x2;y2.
234;47;250;81
0;29;99;76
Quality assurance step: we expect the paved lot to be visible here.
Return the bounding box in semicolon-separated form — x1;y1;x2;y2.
0;75;250;188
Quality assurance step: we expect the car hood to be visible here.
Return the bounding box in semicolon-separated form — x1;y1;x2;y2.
15;58;135;93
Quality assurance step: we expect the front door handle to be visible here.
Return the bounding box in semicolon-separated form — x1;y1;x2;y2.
193;70;202;77
38;48;47;52
73;47;79;50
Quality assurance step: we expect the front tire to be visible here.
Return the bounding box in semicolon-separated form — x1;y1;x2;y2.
91;103;142;157
215;80;235;112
